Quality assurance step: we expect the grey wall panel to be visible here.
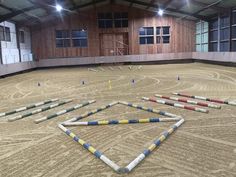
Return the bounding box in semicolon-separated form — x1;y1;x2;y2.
0;61;36;76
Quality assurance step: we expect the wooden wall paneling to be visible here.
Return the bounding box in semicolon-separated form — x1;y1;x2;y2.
31;4;196;60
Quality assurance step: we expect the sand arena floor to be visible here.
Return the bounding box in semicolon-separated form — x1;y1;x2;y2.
0;63;236;177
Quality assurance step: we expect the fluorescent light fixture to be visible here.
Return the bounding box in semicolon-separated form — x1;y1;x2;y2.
158;9;164;16
56;4;63;12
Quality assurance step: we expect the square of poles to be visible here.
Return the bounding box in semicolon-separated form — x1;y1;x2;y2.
58;101;185;174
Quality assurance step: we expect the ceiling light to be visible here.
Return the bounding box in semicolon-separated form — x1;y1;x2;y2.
158;9;164;16
56;4;63;12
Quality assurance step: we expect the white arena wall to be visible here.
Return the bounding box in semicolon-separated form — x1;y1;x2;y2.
0;52;236;77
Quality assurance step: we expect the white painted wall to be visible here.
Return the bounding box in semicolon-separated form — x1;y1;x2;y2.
19;27;33;62
0;21;20;64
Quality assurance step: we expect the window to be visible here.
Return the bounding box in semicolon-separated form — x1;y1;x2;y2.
232;10;236;51
210;42;218;51
19;31;25;43
98;13;113;28
139;27;154;44
5;27;10;41
0;25;11;42
162;26;170;43
72;29;88;47
156;27;161;43
220;16;230;51
55;30;70;48
196;21;208;52
156;26;170;44
220;41;229;51
0;26;4;41
209;15;231;52
114;12;128;28
209;19;218;51
98;12;128;28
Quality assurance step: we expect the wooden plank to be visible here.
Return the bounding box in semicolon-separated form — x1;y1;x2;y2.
31;4;195;59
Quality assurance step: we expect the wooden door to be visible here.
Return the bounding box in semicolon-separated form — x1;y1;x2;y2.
100;33;128;56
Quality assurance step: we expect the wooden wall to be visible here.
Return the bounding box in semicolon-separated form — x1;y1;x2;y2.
31;4;196;60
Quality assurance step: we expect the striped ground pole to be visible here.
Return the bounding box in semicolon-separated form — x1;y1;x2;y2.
59;117;184;173
88;68;97;72
34;100;96;124
64;102;119;123
99;67;105;71
8;99;72;122
118;101;181;118
0;98;59;118
59;101;184;173
155;94;221;109
123;118;185;173
142;97;209;113
63;117;182;126
173;92;236;106
58;124;121;173
108;66;114;71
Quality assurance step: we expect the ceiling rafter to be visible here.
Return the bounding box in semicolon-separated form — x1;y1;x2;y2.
192;0;224;16
122;0;210;21
27;0;53;15
69;0;77;8
0;3;41;24
162;0;174;9
129;2;133;8
29;0;108;26
70;0;107;11
146;0;156;10
175;0;188;10
189;0;229;13
0;6;38;23
0;4;14;11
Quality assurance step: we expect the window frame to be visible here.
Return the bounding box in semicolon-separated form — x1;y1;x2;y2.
55;30;71;48
0;25;11;42
19;30;25;43
196;21;209;52
231;10;236;51
98;12;113;29
162;26;170;44
156;26;171;44
139;27;154;45
71;29;88;48
114;12;128;28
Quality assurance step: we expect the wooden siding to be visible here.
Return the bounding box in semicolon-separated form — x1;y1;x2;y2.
31;4;196;60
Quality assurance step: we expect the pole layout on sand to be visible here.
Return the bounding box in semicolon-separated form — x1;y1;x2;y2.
173;92;236;106
142;97;209;113
8;99;72;122
155;94;221;109
0;98;59;118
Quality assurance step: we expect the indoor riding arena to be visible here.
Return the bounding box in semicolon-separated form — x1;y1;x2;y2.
0;1;236;177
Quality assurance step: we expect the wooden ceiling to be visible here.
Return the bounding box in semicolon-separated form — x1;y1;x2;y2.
0;0;236;26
